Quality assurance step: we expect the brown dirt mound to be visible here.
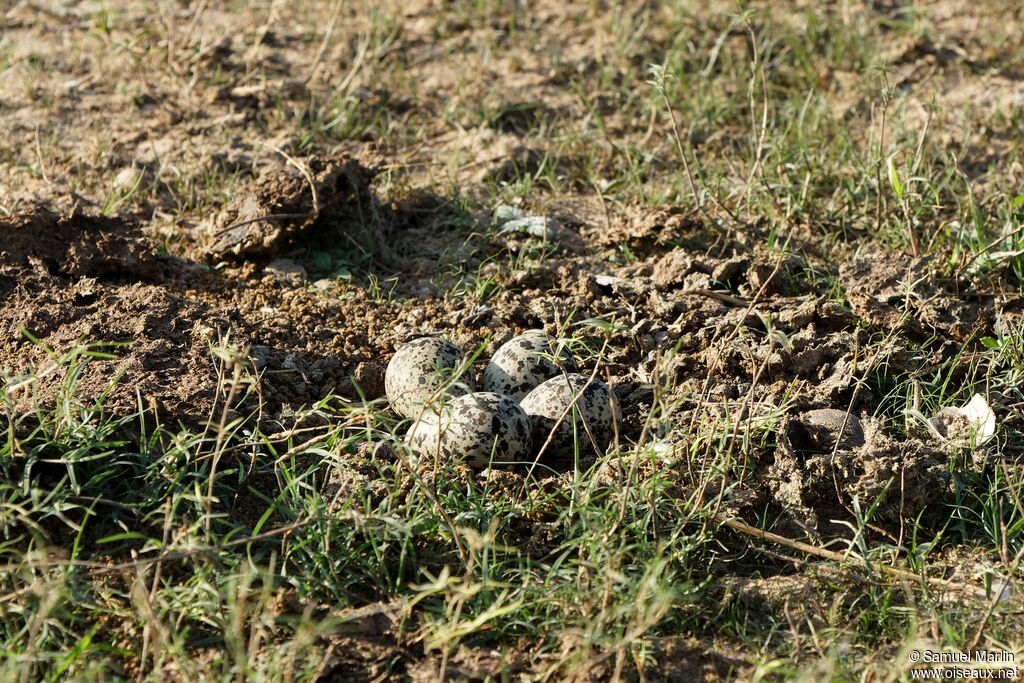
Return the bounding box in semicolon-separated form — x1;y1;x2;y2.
0;158;385;424
0;203;156;279
201;155;376;259
769;414;955;539
0;182;999;540
0;271;239;423
0;204;240;422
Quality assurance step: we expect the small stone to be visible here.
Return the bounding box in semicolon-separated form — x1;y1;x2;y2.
352;361;385;399
113;165;145;193
265;258;307;286
250;344;271;370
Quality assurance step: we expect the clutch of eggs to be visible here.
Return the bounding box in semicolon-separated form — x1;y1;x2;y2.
386;332;616;468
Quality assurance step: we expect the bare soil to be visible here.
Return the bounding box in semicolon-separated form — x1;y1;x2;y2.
0;160;996;534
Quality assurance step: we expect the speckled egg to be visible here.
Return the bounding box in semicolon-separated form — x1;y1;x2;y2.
519;373;619;460
385;337;474;419
483;330;578;402
405;392;532;468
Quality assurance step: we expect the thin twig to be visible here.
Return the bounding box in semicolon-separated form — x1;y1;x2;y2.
955;223;1024;277
740;14;769;210
305;0;345;85
658;75;737;225
335;28;371;98
717;514;988;598
682;288;749;307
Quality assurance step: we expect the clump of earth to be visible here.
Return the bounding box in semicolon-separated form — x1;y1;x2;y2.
768;410;956;539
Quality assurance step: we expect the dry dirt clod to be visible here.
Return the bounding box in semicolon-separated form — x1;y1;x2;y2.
769;413;959;539
202;155;375;260
264;258;307;286
786;409;866;454
352;361;386;400
0;203;156;279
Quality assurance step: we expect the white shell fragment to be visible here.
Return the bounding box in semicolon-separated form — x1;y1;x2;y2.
493;204;523;223
405;392;532;468
927;393;996;446
591;275;622;288
499;216;553;239
384;337;474;419
493;204;556;240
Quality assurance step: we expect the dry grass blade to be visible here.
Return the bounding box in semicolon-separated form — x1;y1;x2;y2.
717;515;988;599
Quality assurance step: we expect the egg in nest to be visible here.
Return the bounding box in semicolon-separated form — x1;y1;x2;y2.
483;329;578;402
385;337;474;419
519;373;619;460
405;392;532;468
